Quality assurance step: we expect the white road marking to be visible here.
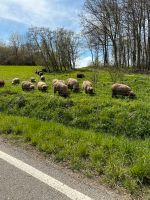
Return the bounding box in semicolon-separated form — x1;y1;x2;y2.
0;150;93;200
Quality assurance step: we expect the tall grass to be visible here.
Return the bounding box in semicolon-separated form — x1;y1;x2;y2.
0;65;150;195
0;114;150;195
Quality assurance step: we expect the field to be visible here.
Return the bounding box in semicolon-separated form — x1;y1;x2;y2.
0;65;150;197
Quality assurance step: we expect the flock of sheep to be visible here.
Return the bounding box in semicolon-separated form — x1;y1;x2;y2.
0;69;136;98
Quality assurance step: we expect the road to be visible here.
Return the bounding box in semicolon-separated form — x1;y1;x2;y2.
0;138;131;200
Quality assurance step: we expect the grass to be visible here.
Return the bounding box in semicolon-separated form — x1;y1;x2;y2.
0;65;150;196
0;113;150;196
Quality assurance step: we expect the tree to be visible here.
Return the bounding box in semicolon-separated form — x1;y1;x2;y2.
81;0;150;70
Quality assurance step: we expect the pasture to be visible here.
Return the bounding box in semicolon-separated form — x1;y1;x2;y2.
0;65;150;196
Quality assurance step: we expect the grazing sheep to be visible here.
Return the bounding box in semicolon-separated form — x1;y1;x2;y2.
37;81;48;92
30;77;36;83
77;73;85;78
82;80;94;94
112;83;136;98
39;71;43;76
67;78;80;92
0;80;5;87
52;79;65;85
35;70;41;74
35;70;43;76
40;75;45;81
22;81;35;91
53;79;68;97
12;78;20;85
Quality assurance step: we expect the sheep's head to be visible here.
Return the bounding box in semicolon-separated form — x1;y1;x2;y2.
39;72;43;76
129;91;136;98
30;84;35;90
87;86;94;94
42;85;48;91
41;76;45;81
73;83;80;92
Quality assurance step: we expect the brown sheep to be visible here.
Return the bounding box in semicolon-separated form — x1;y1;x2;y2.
40;75;45;81
67;78;80;92
52;79;65;85
12;78;20;85
37;81;48;92
22;81;35;91
53;79;68;97
112;83;136;98
0;80;5;87
82;80;94;94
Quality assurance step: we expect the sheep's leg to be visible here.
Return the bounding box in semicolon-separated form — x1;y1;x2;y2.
112;92;117;98
54;88;56;95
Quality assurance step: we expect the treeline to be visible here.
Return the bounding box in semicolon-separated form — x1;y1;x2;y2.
81;0;150;70
0;28;80;71
0;0;150;71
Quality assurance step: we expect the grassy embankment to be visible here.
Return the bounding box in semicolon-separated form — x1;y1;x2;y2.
0;65;150;196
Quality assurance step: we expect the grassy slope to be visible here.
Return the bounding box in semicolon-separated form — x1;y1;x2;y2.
0;65;150;195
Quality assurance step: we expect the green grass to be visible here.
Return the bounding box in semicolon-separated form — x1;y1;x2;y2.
0;65;150;196
0;113;150;196
0;65;150;139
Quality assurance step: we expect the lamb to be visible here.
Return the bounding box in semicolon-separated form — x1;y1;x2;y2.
77;73;85;78
12;78;20;85
0;80;5;87
82;80;94;94
53;79;68;97
37;81;48;92
40;75;45;81
67;78;80;92
22;81;35;91
112;83;136;98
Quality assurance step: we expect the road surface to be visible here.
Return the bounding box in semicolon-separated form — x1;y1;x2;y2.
0;138;131;200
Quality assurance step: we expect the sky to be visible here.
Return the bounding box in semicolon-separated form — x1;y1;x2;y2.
0;0;92;67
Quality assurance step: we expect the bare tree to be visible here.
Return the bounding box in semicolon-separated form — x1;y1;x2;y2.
81;0;150;71
27;27;80;71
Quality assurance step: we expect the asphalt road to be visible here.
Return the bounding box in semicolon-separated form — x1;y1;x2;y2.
0;138;131;200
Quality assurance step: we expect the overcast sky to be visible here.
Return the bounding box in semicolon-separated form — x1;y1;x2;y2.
0;0;91;67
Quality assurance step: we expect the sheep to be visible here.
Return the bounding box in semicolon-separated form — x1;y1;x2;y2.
67;78;80;92
77;73;85;78
40;75;45;81
35;70;41;74
30;77;36;83
53;79;68;97
52;79;65;85
82;80;94;94
12;78;20;85
22;81;35;91
39;71;43;76
37;81;48;92
0;80;5;87
112;83;136;98
35;70;43;76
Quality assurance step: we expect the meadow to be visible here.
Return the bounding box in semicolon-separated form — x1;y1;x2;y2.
0;65;150;197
